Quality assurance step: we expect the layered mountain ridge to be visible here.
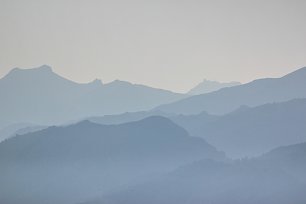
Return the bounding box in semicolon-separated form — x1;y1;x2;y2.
156;66;306;115
0;65;185;128
0;116;225;204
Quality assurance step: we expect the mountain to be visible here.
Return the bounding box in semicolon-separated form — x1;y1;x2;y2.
155;67;306;115
86;142;306;204
258;142;306;183
171;98;306;158
0;65;186;128
0;123;45;143
87;98;306;158
188;79;240;95
0;116;225;204
88;110;176;125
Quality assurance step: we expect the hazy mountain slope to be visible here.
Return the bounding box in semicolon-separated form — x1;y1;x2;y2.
258;142;306;183
0;116;225;204
156;67;306;115
87;143;306;204
0;65;185;128
80;80;185;116
88;110;217;130
188;79;240;95
0;65;102;127
88;110;176;125
88;98;306;158
171;98;306;158
0;123;43;142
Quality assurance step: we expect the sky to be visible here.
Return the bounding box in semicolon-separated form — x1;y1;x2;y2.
0;0;306;93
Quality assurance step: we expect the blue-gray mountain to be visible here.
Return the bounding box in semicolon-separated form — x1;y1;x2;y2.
188;79;241;95
0;65;185;128
0;122;46;143
83;142;306;204
156;67;306;115
88;110;175;125
88;98;306;158
0;116;225;204
172;98;306;158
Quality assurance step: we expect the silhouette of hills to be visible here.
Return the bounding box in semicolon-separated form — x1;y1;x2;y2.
258;142;306;183
155;67;306;115
188;79;240;95
0;65;185;128
0;116;225;204
0;122;46;143
172;98;306;158
86;142;306;204
1;65;306;204
88;110;175;125
87;98;306;158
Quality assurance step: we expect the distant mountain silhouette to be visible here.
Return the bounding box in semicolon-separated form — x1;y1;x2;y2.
188;79;240;95
0;65;186;128
258;142;306;183
155;67;306;115
171;98;306;158
87;98;306;158
88;110;176;125
0;116;225;204
86;142;306;204
0;123;45;143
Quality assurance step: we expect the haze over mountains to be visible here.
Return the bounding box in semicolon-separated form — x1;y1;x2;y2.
0;116;225;204
88;98;306;158
2;0;306;202
188;79;241;95
156;67;306;115
173;98;306;158
0;123;45;143
0;65;185;128
83;142;306;204
1;65;306;204
1;65;306;129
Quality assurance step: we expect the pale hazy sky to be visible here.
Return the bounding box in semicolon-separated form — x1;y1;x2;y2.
1;0;306;93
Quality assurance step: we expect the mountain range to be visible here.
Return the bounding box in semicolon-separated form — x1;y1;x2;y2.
83;142;306;204
188;79;241;95
1;66;306;129
156;67;306;115
0;65;185;128
1;65;306;204
0;116;225;204
172;98;306;158
88;98;306;158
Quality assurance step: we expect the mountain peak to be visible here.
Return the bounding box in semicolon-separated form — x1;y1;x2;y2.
75;119;97;127
112;79;132;84
5;65;53;78
36;64;53;72
105;80;133;87
188;79;241;95
132;116;188;135
89;79;103;87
